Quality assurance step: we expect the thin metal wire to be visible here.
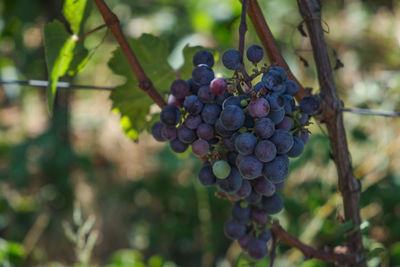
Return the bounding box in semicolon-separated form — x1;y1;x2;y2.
0;80;114;91
342;108;400;117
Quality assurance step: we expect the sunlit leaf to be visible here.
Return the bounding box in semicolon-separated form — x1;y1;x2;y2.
62;0;88;34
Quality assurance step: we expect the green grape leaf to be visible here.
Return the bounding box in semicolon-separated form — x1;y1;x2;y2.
109;34;175;140
62;0;88;34
43;20;76;111
67;40;89;76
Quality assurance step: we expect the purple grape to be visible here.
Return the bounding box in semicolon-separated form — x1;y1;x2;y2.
267;107;285;124
253;177;276;196
151;121;166;142
254;118;275;139
235;133;257;155
284;80;298;96
266;93;285;111
217;167;242;193
254;140;277;163
215;119;235;137
270;129;294;154
222;49;242;70
192;139;209;157
198;162;216;186
300;95;320;115
168;94;184;107
170;138;188;153
235;179;252;198
238;156;263;179
184;115;202;129
201;104;221;124
224;219;246;240
161;126;177;141
248;239;268;260
249;98;270;118
261;194;283;214
187;78;200;95
263;155;289;183
259;229;272;242
170;79;190;99
161;105;181;126
193;49;214;67
216;91;232;105
283;94;295;115
245;189;262;204
177;125;197;144
276;116;293;131
246;45;264;63
196;123;214;140
262;68;285;92
220;105;245;131
287;136;304;158
254;82;266;93
297;112;309;125
232;201;251;224
251;208;268;224
222;96;241;109
210;78;227;96
197;85;215;103
192;64;214;85
238;234;251;250
184;95;203;115
299;131;309;144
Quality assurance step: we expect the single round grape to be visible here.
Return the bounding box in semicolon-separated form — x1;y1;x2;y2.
251;207;268;224
235;132;257;155
246;45;264;63
238;156;263;179
270;129;294;154
262;69;285;92
217;167;242;193
276;116;293;131
238;234;251;250
170;79;190;99
197;85;215;103
269;66;287;81
210;78;227;96
235;179;252;199
187;78;200;95
267;93;285;111
161;126;177;141
151;121;166;142
222;49;242;70
248;239;268;260
263;155;289;183
184;114;202;129
224;219;246;240
192;139;209;157
198;162;216;186
245;189;262;204
215;119;235;138
201;104;221;125
232;201;251;224
177;125;197;144
254;118;275;139
192;64;214;85
283;94;295;115
222;96;241;109
287;136;304;158
161;105;181;126
170;138;188;153
249;98;270;119
168;94;184;107
255;140;277;163
220;105;245;131
300;95;320;115
196;123;214;140
253;82;266;93
261;194;283;214
193;49;214;67
184;95;203;115
212;160;231;179
253;176;276;196
267;107;285;124
284;80;298;96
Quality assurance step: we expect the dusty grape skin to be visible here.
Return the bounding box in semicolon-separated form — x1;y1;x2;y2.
193;49;214;67
263;155;289;183
254;140;277;163
248;98;270;119
167;94;184;107
215;119;235;138
220;105;245;131
254;118;275;139
276;116;293;131
284;80;298;96
222;96;241;109
235;179;252;198
161;105;181;126
192;64;214;85
217;167;242;193
261;194;284;214
251;207;268;224
235;132;258;155
267;107;285;124
245;189;262;204
287;136;304;158
222;49;242;70
238;234;251;250
300;95;320;115
170;138;188;153
210;78;227;96
184;114;202;129
177;125;197;144
184;95;203;115
161;126;177;141
248;239;268;260
201;104;221;125
246;44;264;63
253;176;276;196
196;123;214;140
197;85;215;103
198;162;216;186
170;79;190;99
270;129;294;154
224;219;246;240
232;201;251;224
192;139;209;157
238;156;263;179
151;121;166;142
267;93;285;111
187;78;200;95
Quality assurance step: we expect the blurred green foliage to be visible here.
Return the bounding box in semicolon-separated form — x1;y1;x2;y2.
0;0;400;267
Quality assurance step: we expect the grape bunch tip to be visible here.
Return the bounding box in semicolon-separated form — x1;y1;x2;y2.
151;47;319;261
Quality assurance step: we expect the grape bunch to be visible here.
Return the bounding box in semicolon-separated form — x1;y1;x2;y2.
151;45;319;260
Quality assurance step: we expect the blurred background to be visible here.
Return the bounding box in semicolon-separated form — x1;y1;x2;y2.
0;0;400;266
